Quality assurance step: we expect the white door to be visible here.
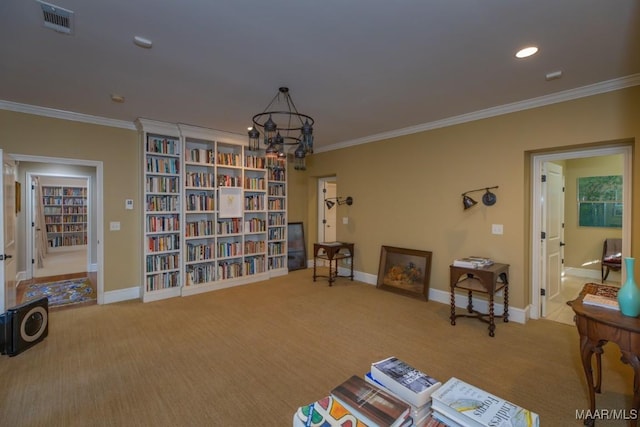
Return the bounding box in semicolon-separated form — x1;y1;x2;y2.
542;162;564;317
1;150;17;313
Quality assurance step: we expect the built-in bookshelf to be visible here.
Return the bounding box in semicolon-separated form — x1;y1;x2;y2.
267;163;287;270
142;123;182;303
42;185;87;250
137;119;288;302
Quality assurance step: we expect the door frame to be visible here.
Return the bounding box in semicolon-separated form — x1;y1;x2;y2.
530;145;631;319
317;176;337;243
1;150;17;313
14;154;104;305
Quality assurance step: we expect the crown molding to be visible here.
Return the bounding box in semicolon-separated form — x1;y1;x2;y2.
316;73;640;153
2;73;639;148
0;100;137;130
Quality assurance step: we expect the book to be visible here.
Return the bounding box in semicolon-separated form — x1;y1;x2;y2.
430;377;540;427
365;371;432;421
330;375;412;427
422;413;450;427
453;257;494;269
370;357;442;408
582;293;620;310
292;395;369;427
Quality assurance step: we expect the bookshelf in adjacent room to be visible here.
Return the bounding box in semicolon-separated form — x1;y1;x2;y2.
42;183;88;250
137;119;289;302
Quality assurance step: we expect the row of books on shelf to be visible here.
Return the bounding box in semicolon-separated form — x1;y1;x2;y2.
452;257;494;269
293;356;539;427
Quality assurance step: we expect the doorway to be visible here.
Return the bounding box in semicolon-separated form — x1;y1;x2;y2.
30;174;90;279
13;155;103;306
317;177;337;243
531;145;631;323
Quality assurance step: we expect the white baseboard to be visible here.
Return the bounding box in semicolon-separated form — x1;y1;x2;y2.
340;267;527;324
103;286;140;304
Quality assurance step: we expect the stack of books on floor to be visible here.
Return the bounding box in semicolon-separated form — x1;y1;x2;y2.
452;257;494;269
293;357;446;427
293;357;539;427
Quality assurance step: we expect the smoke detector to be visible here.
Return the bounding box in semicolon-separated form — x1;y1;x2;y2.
37;1;74;34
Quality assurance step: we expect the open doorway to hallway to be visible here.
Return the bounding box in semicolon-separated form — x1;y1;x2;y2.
32;175;89;279
317;177;337;243
531;145;631;325
12;156;103;308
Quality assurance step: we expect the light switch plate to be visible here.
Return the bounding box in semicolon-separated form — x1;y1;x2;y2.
110;221;121;231
125;199;134;210
492;224;504;235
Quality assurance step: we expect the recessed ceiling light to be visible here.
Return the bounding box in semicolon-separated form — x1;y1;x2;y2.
133;36;153;49
110;94;125;103
515;46;538;59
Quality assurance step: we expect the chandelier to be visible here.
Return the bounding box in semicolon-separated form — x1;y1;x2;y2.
248;87;314;171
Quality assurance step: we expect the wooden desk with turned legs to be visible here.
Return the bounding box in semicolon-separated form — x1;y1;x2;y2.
568;283;640;427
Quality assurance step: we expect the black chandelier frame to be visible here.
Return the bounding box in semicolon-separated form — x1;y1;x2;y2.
248;87;315;170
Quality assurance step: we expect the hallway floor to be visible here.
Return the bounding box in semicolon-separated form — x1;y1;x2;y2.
18;248;96;310
35;248;87;278
545;273;620;326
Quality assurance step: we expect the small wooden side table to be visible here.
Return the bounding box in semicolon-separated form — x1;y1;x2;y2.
312;242;354;286
449;263;509;337
568;283;640;427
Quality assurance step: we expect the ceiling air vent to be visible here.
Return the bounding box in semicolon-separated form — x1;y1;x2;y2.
37;1;74;34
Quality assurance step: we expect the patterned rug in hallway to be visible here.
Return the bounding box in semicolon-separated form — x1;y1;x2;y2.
25;278;96;308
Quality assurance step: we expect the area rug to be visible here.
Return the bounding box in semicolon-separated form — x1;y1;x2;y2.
25;277;96;308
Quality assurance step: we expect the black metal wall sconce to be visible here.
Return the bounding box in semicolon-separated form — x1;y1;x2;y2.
462;186;498;210
325;196;353;210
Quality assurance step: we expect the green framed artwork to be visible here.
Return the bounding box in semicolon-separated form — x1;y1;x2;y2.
577;175;622;228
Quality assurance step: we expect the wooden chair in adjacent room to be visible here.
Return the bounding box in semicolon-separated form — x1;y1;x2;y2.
601;238;622;283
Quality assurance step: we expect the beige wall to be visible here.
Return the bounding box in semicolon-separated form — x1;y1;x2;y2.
300;86;640;310
1;85;638;309
563;156;624;272
0;111;140;293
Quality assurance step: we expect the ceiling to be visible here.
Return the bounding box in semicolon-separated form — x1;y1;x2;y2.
1;0;639;152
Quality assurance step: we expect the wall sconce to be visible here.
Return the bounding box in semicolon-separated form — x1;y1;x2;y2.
461;186;498;210
325;196;353;210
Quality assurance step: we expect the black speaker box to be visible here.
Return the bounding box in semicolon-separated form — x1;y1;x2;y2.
0;297;49;357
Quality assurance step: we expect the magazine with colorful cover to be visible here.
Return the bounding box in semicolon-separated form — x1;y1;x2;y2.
293;395;368;427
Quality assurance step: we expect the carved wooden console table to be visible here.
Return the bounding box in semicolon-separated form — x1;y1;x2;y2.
312;242;354;286
568;283;640;427
449;263;509;337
